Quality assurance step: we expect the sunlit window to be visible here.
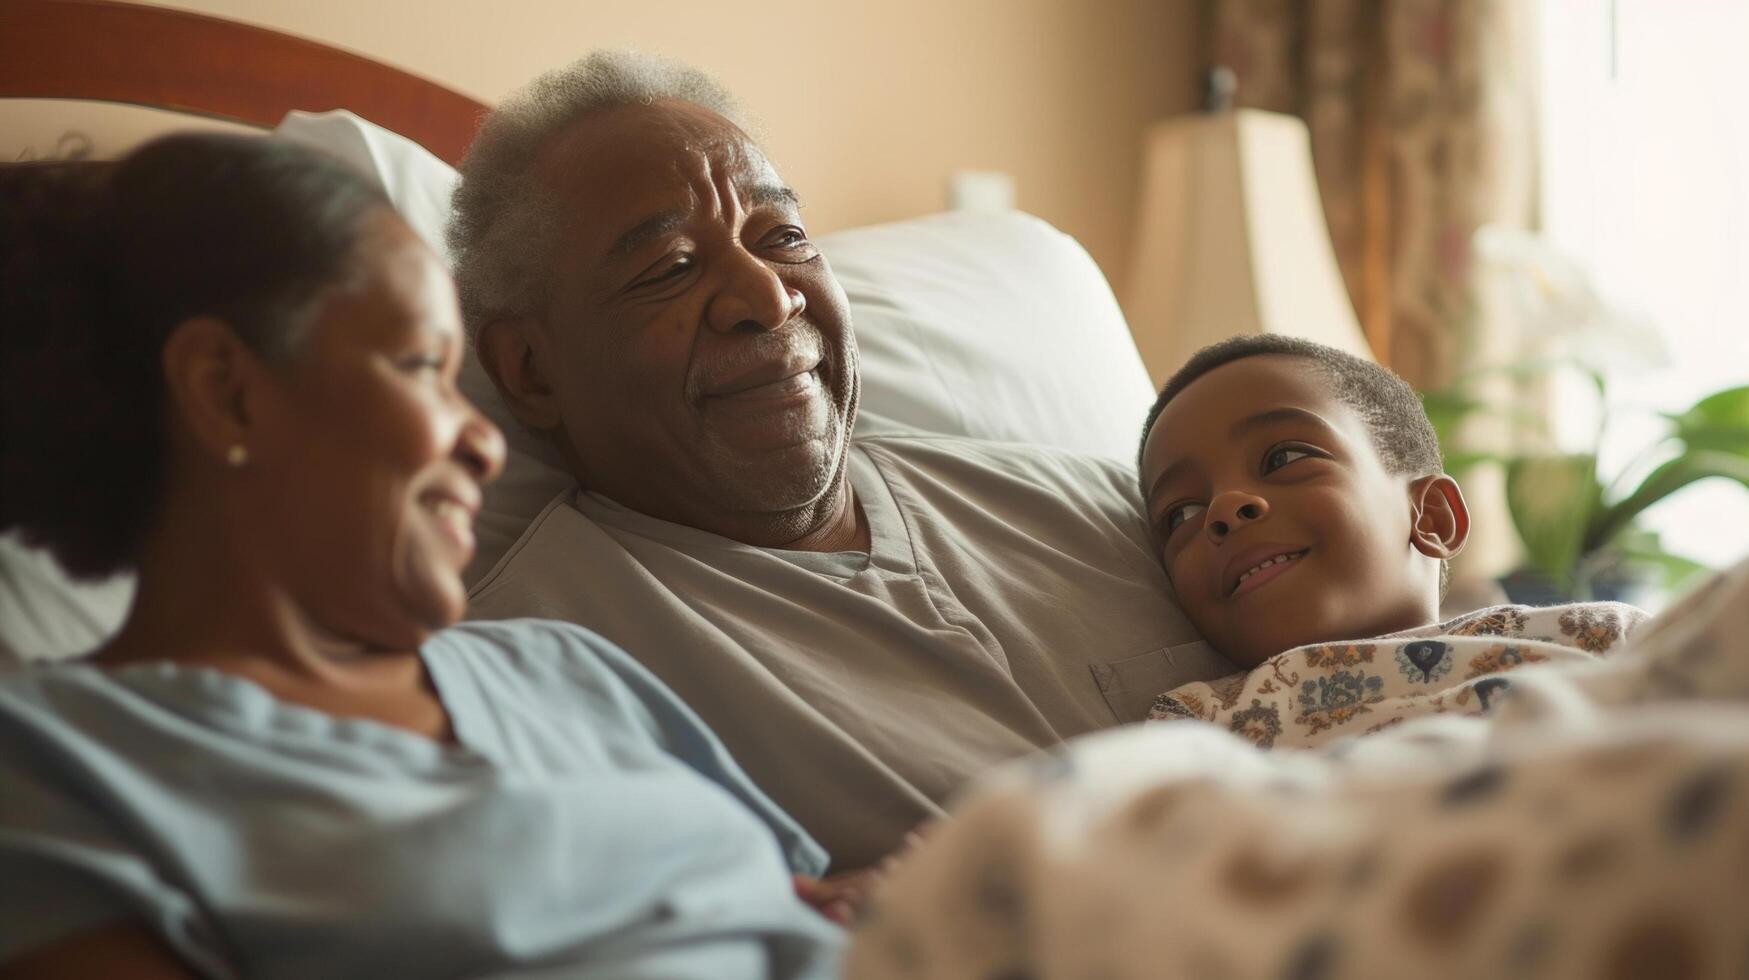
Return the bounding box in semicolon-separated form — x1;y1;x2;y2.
1538;0;1749;570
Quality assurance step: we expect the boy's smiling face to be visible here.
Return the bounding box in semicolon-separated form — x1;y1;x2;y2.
1140;354;1468;668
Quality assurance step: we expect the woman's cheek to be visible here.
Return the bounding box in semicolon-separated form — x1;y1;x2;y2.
388;508;460;633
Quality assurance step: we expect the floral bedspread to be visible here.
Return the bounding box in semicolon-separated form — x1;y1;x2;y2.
1149;601;1648;748
848;561;1749;979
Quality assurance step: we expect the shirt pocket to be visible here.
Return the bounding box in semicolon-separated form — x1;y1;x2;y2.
1089;641;1230;723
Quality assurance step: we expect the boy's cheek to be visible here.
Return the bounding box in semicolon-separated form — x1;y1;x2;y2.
1163;550;1201;597
1167;559;1224;624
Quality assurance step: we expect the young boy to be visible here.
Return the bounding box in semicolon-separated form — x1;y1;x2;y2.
1135;335;1644;747
845;342;1749;979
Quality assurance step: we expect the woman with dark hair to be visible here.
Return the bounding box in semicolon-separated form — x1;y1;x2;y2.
0;134;842;979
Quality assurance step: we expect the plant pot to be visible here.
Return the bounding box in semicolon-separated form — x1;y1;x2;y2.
1496;567;1651;606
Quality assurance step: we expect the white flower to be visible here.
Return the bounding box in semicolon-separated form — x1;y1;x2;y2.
1472;225;1669;371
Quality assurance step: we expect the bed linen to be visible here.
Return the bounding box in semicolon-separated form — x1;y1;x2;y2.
1151;600;1648;747
847;558;1749;979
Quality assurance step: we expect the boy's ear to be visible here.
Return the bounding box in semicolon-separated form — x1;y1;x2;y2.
1409;474;1469;560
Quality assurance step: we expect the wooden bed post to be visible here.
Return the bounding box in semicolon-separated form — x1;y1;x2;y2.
0;0;487;164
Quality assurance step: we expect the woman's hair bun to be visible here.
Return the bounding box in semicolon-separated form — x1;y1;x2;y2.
0;159;128;576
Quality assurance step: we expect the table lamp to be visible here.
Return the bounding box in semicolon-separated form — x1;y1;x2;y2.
1124;100;1375;385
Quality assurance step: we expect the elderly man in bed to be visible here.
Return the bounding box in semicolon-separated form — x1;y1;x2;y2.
450;52;1225;870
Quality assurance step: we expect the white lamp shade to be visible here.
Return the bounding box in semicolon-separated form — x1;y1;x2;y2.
1124;109;1373;385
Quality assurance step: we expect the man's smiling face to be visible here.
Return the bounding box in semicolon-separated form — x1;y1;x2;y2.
517;100;859;539
1139;355;1456;667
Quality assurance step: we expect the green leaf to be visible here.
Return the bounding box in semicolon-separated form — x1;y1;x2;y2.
1441;450;1502;476
1420;390;1484;447
1595;526;1709;592
1505;454;1604;590
1668;385;1749;456
1615;544;1711;592
1585;450;1749;554
1419;388;1554;460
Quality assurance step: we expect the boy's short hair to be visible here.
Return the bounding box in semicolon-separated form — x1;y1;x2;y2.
1138;334;1443;482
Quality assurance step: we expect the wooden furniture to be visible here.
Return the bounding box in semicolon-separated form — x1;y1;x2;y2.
0;0;486;163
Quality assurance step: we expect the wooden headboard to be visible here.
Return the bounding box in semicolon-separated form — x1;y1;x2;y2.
0;0;487;164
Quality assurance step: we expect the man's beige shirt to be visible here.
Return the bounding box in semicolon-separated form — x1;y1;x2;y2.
467;435;1227;868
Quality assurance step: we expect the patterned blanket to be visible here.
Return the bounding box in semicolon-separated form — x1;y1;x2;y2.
1150;601;1648;748
848;561;1749;979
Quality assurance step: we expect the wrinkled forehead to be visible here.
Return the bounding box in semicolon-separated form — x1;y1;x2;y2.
534;101;783;251
1142;355;1365;479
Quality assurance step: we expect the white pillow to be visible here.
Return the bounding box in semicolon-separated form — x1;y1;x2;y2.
276;110;459;261
0;533;133;665
0;111;1158;659
823;210;1155;460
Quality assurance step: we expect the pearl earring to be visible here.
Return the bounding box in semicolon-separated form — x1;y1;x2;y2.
226;445;249;467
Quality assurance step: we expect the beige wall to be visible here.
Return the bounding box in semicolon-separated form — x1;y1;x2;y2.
5;0;1201;288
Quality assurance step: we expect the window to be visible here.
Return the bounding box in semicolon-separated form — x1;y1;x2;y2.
1538;0;1749;571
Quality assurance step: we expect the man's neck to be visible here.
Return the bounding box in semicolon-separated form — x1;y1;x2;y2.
696;471;867;553
780;478;870;553
581;443;870;553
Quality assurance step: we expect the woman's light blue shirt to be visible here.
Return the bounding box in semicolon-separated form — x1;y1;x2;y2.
0;619;842;978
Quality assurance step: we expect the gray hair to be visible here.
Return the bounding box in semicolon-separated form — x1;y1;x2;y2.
447;50;745;336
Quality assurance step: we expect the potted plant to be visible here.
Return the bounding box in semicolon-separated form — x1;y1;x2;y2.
1425;228;1749;602
1497;384;1748;600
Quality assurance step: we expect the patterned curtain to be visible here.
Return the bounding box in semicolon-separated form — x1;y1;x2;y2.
1207;0;1538;390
